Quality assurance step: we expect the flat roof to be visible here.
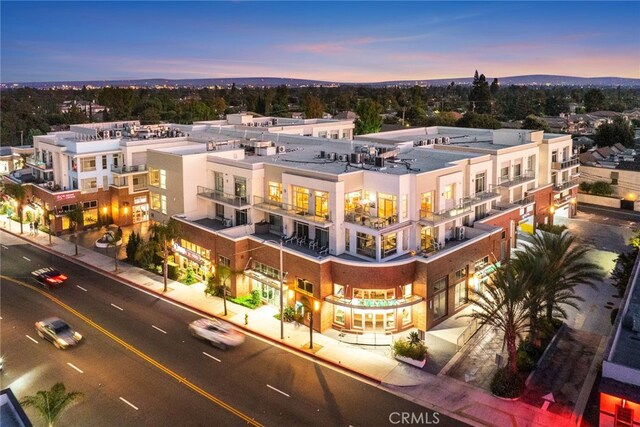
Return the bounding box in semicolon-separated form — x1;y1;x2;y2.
609;258;640;371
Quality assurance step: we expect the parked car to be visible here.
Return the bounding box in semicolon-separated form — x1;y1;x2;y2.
35;317;82;349
188;318;245;349
31;267;68;288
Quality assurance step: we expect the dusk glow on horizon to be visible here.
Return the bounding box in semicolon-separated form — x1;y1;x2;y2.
1;1;639;83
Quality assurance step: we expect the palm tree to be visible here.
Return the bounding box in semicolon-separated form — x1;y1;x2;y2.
463;263;530;373
3;182;27;234
512;250;547;345
20;382;83;427
64;206;84;256
525;231;604;324
149;218;179;292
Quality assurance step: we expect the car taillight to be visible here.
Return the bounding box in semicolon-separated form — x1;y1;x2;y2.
58;275;67;280
46;278;57;283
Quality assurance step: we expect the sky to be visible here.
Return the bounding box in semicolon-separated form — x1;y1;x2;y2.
1;1;639;83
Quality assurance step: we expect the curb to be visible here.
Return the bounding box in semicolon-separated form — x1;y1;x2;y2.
525;323;566;387
6;229;384;387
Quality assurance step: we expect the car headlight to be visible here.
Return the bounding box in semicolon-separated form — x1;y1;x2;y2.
73;332;82;340
57;338;68;346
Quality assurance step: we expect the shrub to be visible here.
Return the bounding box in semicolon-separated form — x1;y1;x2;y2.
591;181;614;196
579;182;593;193
204;274;219;296
167;262;179;280
250;289;261;306
282;306;296;322
181;266;197;285
392;334;428;361
126;231;141;264
229;293;262;309
537;223;567;235
490;367;525;398
516;349;536;373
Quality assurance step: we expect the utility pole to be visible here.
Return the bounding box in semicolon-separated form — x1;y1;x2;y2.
20;131;24;146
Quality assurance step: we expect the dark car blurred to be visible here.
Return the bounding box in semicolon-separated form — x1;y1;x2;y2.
35;317;82;349
31;267;68;288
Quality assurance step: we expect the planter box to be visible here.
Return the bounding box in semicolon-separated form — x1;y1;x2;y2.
395;355;427;368
95;239;122;249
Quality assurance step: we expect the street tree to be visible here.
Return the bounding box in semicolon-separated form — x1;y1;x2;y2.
594;116;635;148
20;382;83;427
355;99;382;135
149;218;179;292
3;182;27;234
64;205;84;256
522;115;550;132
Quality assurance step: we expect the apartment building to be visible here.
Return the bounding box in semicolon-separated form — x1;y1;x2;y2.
147;124;575;337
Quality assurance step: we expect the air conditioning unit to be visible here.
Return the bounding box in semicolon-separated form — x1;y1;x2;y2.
443;137;451;144
350;153;362;163
319;150;326;158
338;154;349;161
115;131;122;138
277;146;286;153
101;130;110;139
328;152;337;160
456;226;465;240
428;138;435;145
374;157;385;167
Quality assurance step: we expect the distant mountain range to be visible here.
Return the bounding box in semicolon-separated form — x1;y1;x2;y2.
2;75;639;89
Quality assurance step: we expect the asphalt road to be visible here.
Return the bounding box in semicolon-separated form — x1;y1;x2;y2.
1;235;463;427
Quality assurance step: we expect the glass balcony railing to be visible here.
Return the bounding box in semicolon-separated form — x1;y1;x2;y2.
198;186;250;207
498;171;536;187
512;194;535;206
253;195;332;226
25;156;53;170
344;208;399;231
553;177;580;192
551;156;579;170
420;202;472;225
111;164;148;174
461;187;501;206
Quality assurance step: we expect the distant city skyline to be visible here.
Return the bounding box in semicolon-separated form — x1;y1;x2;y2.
1;1;639;84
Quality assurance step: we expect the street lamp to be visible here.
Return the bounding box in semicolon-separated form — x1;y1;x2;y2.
309;299;320;349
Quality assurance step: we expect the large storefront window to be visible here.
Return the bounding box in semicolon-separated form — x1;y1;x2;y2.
82;200;98;225
173;240;211;282
454;281;467;308
353;288;395;300
334;307;345;326
433;291;447;320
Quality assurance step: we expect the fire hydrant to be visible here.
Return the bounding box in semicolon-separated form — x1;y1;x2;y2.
244;314;249;325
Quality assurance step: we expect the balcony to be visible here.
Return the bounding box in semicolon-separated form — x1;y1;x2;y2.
344;208;399;231
512;194;535;206
25;156;53;171
198;186;251;208
111;164;148;175
324;294;423;310
553;177;580;192
253;195;332;226
461;187;501;206
419;203;472;226
498;171;536;188
551;156;579;171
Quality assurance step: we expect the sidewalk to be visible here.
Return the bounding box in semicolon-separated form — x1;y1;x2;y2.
1;219;576;427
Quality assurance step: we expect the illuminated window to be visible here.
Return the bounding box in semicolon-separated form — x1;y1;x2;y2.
402;308;412;325
403;284;412;298
293;186;309;213
81;178;97;192
315;191;328;218
454;282;467;308
81;157;96;172
333;284;344;298
268;182;282;202
443;185;453;201
420;227;434;250
455;267;467;281
421;192;434;214
160;170;167;189
377;193;397;219
149;168;160;187
381;233;397;259
161;195;167;214
334;308;345;325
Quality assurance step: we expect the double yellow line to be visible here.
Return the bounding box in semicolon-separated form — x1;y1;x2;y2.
2;275;262;426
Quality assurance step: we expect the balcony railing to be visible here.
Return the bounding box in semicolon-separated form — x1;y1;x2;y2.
198;186;250;208
512;194;535;206
551;156;579;170
420;202;472;225
344;208;399;231
111;164;148;174
25;156;53;171
253;195;332;226
461;187;501;206
553;177;580;192
498;170;536;187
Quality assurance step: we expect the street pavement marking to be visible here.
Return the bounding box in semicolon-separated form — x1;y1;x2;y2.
119;397;139;411
67;362;84;373
26;335;39;344
202;352;221;362
22;256;31;261
1;274;263;427
1;245;8;249
152;325;167;334
110;303;124;311
77;285;88;292
267;384;290;398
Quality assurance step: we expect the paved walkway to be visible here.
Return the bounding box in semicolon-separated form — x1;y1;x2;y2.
1;218;577;427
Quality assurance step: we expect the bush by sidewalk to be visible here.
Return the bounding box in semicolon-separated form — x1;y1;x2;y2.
491;367;525;398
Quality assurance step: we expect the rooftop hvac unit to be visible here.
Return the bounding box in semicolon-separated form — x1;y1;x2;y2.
456;226;465;240
435;137;443;144
328;152;337;160
338;154;349;161
277;145;286;153
115;131;122;138
374;157;385;167
350;153;362;164
427;138;436;145
443;137;451;144
319;150;326;158
101;130;110;139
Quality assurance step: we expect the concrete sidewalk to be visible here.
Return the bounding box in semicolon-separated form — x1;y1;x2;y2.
1;218;576;427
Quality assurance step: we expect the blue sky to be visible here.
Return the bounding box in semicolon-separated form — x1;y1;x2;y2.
1;1;639;83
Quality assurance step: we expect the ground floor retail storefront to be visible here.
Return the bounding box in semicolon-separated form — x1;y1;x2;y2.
172;240;211;281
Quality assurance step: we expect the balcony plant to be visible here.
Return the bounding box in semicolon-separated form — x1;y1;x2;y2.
391;331;427;368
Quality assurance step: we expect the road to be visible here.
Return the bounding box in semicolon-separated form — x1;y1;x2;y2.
0;234;462;426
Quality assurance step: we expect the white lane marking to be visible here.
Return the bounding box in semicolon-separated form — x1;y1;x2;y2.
267;384;290;398
67;362;84;373
110;303;124;311
151;325;167;334
22;256;31;261
119;397;139;411
202;352;221;362
1;245;8;249
76;285;88;292
26;335;39;344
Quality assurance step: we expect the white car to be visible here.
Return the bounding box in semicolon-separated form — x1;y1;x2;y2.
188;318;245;349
